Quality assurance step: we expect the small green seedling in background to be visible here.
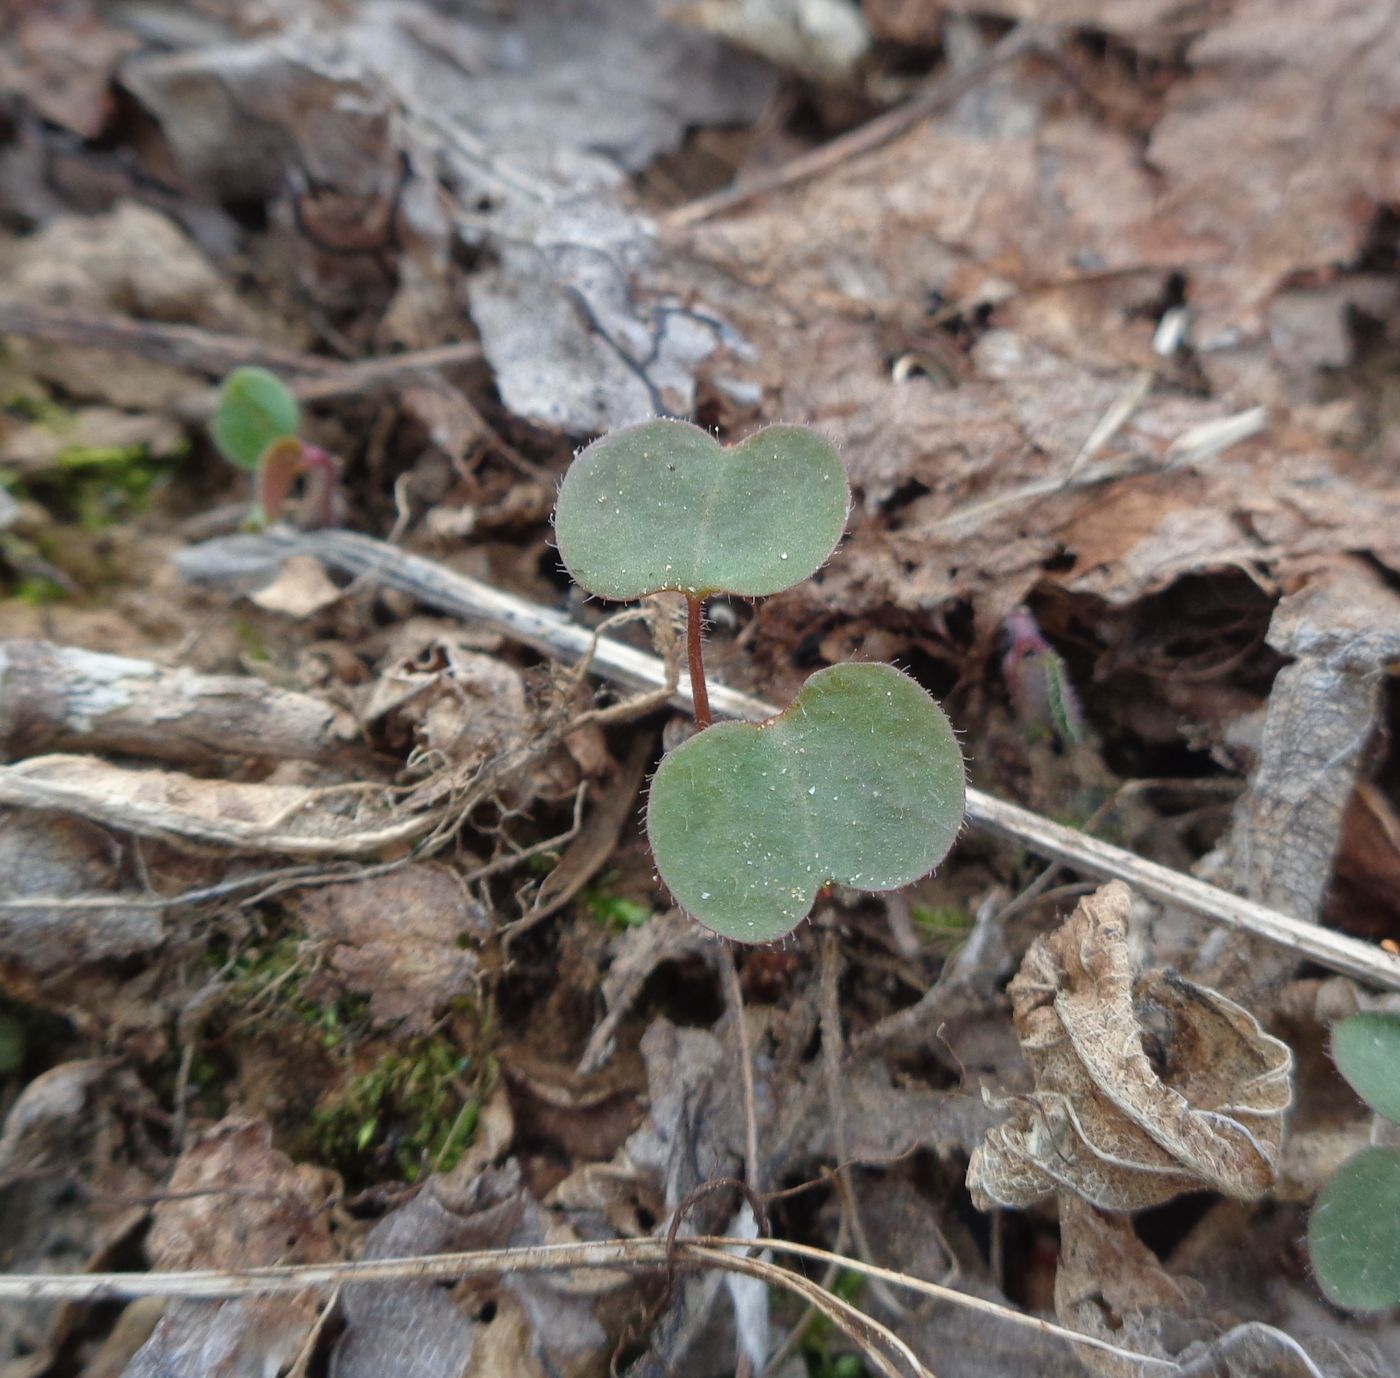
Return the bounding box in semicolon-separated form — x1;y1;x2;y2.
1308;1011;1400;1311
554;417;965;944
1002;605;1084;746
211;367;340;527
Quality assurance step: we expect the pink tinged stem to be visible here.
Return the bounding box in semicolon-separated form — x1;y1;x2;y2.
687;594;712;729
256;438;341;528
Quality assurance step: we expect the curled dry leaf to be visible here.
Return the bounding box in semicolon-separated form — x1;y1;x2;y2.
967;881;1293;1211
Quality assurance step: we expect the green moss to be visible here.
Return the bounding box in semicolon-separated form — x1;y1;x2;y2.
308;1039;489;1186
582;890;651;930
580;873;650;930
221;935;490;1186
3;428;182;534
3;390;66;425
226;935;371;1048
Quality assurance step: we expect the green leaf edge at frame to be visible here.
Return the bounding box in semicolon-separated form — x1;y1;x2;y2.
1307;1147;1400;1312
211;367;300;471
646;662;965;944
1331;1011;1400;1125
553;417;849;601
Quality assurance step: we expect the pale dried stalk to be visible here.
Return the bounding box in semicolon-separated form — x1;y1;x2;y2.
0;640;356;765
0;1235;1175;1373
184;528;1400;994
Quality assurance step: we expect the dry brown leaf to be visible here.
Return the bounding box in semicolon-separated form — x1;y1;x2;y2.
0;1059;128;1185
0;2;137;138
0;809;165;972
7;201;263;333
296;865;488;1032
145;1118;335;1271
331;1161;607;1378
967;881;1293;1211
247;555;343;618
1148;0;1400;344
1054;1194;1201;1376
124;1118;337;1378
363;634;529;770
687;111;1169;329
3;202;269;410
0;1060;155;1369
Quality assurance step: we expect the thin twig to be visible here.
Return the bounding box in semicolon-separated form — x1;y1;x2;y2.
0;303;481;388
182;528;1400;994
663;25;1046;230
0;303;355;378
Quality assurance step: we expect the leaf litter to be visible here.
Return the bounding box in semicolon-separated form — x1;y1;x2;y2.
1;1;1400;1376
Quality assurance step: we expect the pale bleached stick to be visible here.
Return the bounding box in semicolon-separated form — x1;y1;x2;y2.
176;528;1400;993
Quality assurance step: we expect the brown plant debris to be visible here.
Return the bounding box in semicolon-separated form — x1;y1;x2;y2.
124;1117;338;1378
967;881;1293;1211
295;865;488;1033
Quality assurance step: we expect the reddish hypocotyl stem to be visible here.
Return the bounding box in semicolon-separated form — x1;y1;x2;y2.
686;593;712;729
298;444;341;530
257;439;341;528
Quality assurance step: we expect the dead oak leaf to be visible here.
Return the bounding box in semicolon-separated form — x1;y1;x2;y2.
296;865;488;1032
968;881;1293;1211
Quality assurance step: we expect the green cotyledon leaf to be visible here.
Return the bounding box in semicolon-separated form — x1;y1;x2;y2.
211;367;300;471
1308;1147;1400;1311
553;418;849;600
647;663;965;943
1331;1011;1400;1124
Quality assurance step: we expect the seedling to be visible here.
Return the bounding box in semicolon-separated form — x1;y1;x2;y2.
555;418;965;944
211;367;340;527
1308;1012;1400;1311
1001;605;1084;745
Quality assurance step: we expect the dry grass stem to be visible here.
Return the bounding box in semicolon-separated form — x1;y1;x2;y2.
0;1235;1184;1373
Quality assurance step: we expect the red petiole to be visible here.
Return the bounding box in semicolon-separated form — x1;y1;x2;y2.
686;593;712;729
